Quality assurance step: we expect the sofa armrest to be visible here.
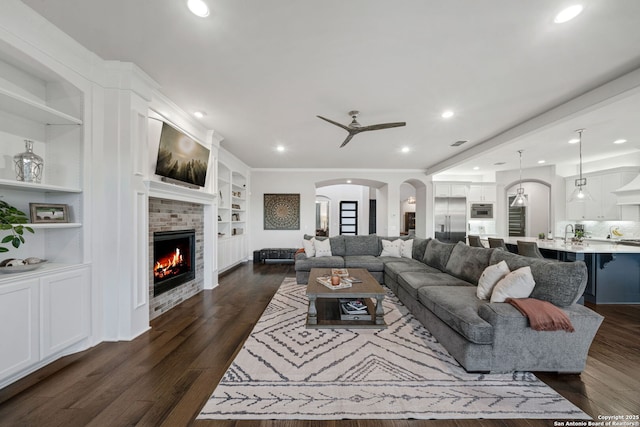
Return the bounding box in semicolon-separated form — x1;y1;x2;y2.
295;251;308;261
477;302;604;373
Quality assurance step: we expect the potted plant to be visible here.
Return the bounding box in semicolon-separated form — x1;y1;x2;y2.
572;230;585;243
0;200;34;253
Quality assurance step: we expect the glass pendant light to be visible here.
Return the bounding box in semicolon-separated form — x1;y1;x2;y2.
511;150;528;207
568;129;593;202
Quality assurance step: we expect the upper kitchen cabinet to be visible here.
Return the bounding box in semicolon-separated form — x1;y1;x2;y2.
468;184;496;202
565;169;639;221
434;183;468;198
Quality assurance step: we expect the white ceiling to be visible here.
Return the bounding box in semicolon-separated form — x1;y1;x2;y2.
20;0;640;174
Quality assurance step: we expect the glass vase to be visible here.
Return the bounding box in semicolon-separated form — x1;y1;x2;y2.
13;140;43;183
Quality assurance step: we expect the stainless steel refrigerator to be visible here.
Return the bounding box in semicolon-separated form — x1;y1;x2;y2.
434;197;467;243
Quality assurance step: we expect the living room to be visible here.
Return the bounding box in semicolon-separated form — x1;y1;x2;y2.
0;1;639;425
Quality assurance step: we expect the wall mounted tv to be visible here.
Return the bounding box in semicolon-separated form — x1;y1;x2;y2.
155;122;210;188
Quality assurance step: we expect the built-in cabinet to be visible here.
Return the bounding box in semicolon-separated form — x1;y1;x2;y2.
434;183;468;198
467;184;496;202
217;161;249;272
0;264;91;388
0;42;91;387
565;169;639;220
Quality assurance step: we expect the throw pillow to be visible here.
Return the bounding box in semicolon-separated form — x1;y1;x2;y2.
302;238;316;257
490;266;536;303
314;238;333;257
380;239;402;257
477;260;510;300
401;239;414;258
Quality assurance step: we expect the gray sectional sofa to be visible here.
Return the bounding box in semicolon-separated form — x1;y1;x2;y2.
295;235;604;374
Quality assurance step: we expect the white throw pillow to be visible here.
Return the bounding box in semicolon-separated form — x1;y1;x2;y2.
380;239;402;257
401;239;414;259
314;238;333;257
476;261;510;300
302;238;316;257
490;266;536;303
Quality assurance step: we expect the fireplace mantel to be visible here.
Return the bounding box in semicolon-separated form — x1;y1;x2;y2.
145;180;216;205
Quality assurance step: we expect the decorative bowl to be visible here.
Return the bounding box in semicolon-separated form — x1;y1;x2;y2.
0;260;47;274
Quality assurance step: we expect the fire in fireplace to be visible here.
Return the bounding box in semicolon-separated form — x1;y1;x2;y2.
153;229;196;296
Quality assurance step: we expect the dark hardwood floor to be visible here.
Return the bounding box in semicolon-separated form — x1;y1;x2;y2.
0;262;638;427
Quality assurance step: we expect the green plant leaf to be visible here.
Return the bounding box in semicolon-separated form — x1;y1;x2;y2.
1;235;13;243
0;247;8;253
12;237;21;248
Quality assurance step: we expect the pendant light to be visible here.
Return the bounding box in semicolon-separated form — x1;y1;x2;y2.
510;150;528;207
569;129;593;202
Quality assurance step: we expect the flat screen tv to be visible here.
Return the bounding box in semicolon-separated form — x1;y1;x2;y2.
155;122;210;187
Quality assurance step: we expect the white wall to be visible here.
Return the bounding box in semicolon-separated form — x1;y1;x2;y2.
249;169;430;252
316;184;370;236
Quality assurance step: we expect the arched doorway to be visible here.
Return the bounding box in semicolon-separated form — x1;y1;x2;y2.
505;180;551;237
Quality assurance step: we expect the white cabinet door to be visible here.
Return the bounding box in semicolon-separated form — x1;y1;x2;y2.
435;183;468;198
468;184;496;202
40;267;91;359
0;279;39;379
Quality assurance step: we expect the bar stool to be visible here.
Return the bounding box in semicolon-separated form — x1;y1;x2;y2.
517;240;545;258
487;237;507;250
467;235;484;248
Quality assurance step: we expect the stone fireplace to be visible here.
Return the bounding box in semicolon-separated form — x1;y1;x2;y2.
148;197;204;319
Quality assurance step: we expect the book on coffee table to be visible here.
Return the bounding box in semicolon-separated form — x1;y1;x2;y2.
331;268;349;277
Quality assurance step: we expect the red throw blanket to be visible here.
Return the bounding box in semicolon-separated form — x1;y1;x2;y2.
506;298;575;332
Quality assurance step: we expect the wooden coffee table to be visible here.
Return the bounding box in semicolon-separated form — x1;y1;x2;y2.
305;268;387;329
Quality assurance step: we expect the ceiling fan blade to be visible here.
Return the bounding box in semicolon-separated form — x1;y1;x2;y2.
339;133;355;148
316;115;350;131
360;122;406;132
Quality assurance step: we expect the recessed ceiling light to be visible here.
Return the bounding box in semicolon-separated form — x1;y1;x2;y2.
554;5;583;23
194;111;206;118
538;160;546;164
276;145;285;152
613;139;627;144
568;138;579;144
401;146;410;153
187;0;210;17
472;166;480;170
441;110;454;119
346;180;352;184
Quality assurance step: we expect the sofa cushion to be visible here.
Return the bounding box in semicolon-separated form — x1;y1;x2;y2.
398;271;471;299
380;239;402;257
477;260;510;300
302;238;315;257
418;286;494;345
444;242;494;285
423;239;456;271
383;259;434;282
294;256;345;271
344;255;384;271
490;250;588;307
314;238;333;257
344;235;379;256
490;266;536;303
412;237;430;261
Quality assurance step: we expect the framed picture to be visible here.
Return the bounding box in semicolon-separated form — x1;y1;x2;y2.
29;203;70;223
264;193;300;230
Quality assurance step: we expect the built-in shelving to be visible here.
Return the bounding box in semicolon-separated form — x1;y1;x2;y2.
0;36;90;389
0;86;83;126
217;161;249;272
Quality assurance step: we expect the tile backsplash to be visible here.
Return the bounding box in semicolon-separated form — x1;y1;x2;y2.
555;220;640;239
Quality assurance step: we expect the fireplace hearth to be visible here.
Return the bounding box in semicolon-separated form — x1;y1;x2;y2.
153;229;196;296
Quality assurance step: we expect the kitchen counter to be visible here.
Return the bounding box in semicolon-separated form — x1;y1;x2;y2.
490;236;640;254
481;236;640;304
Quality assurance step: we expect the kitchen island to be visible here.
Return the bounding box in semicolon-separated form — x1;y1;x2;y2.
481;236;640;304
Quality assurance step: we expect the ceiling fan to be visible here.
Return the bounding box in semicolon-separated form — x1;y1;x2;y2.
317;110;406;147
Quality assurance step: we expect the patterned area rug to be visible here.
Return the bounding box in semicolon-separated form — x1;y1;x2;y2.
198;278;589;420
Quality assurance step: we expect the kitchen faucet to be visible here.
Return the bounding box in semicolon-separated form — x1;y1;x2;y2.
564;224;574;243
